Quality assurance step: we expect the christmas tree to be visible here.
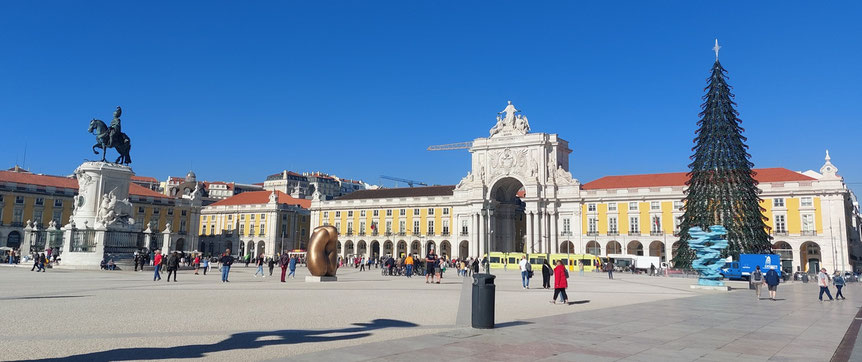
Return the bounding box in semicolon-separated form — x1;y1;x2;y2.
672;40;773;269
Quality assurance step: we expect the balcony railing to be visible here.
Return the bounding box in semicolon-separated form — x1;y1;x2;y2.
398;232;406;236
385;231;392;236
460;231;469;236
11;222;23;227
442;231;450;236
650;231;664;236
607;231;619;236
560;232;573;236
801;230;817;236
628;231;641;236
412;231;420;236
346;230;354;236
586;231;598;236
773;231;788;236
359;231;366;236
372;231;378;236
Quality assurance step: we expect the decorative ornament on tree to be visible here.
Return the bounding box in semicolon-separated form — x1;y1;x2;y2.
688;225;728;286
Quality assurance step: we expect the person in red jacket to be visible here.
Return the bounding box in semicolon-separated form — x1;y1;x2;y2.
551;260;569;304
153;250;162;281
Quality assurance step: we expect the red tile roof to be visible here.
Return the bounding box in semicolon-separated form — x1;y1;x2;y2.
0;170;77;189
209;190;311;209
0;170;172;199
336;185;455;200
581;168;816;190
203;181;234;190
131;175;159;183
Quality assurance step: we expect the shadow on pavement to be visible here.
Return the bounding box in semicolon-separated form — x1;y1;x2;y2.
495;321;533;328
569;300;590;305
25;319;417;362
4;295;90;301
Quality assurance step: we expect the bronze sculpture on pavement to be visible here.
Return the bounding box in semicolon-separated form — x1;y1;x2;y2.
307;225;339;277
88;106;132;164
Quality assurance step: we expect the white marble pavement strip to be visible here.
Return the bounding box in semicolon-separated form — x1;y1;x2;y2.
292;282;862;361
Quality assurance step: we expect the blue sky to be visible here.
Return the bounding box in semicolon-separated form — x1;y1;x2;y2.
1;1;860;192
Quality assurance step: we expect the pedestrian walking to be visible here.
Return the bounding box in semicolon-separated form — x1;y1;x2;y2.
267;257;274;276
750;266;764;300
359;256;366;271
133;252;141;272
833;272;846;300
153;250;162;281
578;261;584;276
519;256;530;289
193;255;201;275
425;247;438;284
277;253;288;282
550;260;569;304
166;251;180;282
764;267;780;301
220;249;234;282
541;260;552;289
254;254;265;277
288;255;297;279
818;268;834;302
202;257;209;275
650;263;656;276
31;252;40;272
604;262;614;279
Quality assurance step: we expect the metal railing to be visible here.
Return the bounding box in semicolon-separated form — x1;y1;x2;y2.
586;231;598;236
801;230;817;236
150;233;164;251
607;231;619;236
70;230;97;252
773;231;788;236
104;231;146;254
650;231;664;236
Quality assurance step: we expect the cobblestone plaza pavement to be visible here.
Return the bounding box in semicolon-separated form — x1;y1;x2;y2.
1;265;859;361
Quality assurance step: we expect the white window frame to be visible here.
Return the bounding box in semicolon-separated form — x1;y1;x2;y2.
629;216;640;234
650;201;660;210
587;203;596;212
773;198;785;208
588;217;597;234
608;217;618;234
800;197;813;207
607;203;617;212
629;202;638;211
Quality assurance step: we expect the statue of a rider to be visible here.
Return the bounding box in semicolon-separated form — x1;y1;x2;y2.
109;106;122;147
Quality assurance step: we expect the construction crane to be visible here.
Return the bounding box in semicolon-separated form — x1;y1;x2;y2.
380;175;428;188
427;141;473;151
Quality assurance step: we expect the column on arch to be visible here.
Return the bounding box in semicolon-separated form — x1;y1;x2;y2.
550;212;559;254
536;211;543;255
525;212;533;254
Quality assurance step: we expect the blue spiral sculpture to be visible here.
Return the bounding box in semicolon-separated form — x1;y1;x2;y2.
687;225;728;286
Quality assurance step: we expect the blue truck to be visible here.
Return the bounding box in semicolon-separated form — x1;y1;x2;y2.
720;254;782;281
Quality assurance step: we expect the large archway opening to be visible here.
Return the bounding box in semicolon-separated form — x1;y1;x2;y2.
440;240;451;259
649;241;665;262
7;231;21;249
370;241;380;259
459;240;469;259
586;240;601;256
627;240;643;256
357;240;367;257
607;240;622;255
800;241;821;273
383;241;393;257
772;241;793;274
489;177;526;253
397;241;407;258
560;241;574;253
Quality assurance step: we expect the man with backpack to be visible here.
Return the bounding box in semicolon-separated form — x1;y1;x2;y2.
519;256;531;289
750;266;764;300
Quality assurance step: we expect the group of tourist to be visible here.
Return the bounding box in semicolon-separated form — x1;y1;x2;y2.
147;248;300;284
748;265;848;302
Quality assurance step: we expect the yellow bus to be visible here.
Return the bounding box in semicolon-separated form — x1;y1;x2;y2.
488;252;506;269
549;254;603;272
528;254;547;267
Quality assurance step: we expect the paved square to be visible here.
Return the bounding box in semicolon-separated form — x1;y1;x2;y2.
1;265;858;361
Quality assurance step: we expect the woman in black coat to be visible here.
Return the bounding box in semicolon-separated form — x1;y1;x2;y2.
541;260;553;289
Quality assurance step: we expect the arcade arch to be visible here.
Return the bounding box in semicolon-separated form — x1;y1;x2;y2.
606;240;622;255
488;177;526;253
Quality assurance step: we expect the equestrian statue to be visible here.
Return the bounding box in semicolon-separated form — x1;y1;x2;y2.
88;106;132;164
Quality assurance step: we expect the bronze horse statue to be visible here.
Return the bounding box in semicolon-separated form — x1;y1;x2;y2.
88;118;132;164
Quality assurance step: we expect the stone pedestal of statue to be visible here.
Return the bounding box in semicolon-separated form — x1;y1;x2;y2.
57;162;136;269
305;276;338;282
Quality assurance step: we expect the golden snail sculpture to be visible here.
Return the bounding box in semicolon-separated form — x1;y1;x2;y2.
307;225;339;277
